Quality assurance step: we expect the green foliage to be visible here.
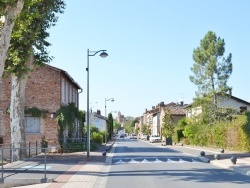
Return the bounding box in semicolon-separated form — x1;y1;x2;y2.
113;121;121;133
56;103;84;141
183;112;250;151
123;119;134;134
212;121;227;147
108;113;114;139
90;124;100;133
190;31;233;124
173;118;188;143
240;112;250;151
25;106;48;118
161;108;174;138
5;0;66;77
142;124;151;135
190;31;232;101
62;142;85;153
91;132;103;145
135;127;140;134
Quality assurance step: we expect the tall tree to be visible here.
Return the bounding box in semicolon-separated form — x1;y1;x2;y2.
108;113;113;139
190;31;232;107
161;108;174;138
0;0;24;81
5;0;65;159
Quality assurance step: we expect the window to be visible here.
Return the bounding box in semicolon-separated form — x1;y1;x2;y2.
65;81;68;103
72;88;76;103
240;106;247;113
0;81;2;100
25;117;40;133
61;79;65;103
0;112;2;135
69;84;72;103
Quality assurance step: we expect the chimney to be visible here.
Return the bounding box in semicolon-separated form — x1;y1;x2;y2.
180;101;184;106
229;88;232;96
97;110;101;115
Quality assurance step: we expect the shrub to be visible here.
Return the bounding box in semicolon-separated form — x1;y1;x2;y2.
91;132;103;145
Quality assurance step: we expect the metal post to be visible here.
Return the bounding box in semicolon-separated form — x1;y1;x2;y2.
86;49;108;157
86;49;90;157
9;143;12;163
44;149;47;180
29;141;30;158
36;140;38;156
105;99;107;144
1;148;3;179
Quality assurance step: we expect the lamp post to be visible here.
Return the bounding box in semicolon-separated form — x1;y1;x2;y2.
86;49;108;158
105;98;114;144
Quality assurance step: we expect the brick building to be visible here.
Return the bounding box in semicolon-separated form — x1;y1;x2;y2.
0;64;82;147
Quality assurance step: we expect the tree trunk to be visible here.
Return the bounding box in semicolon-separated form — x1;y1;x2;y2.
211;75;217;107
10;53;34;160
10;74;27;160
0;0;24;79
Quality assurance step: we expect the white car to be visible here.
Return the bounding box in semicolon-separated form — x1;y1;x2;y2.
130;133;137;139
140;134;147;140
149;135;161;143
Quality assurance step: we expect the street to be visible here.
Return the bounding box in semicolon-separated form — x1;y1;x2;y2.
100;137;250;188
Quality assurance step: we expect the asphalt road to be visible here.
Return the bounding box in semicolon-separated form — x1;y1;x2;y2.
103;137;250;188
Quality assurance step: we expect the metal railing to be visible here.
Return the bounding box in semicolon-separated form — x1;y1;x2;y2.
0;147;49;181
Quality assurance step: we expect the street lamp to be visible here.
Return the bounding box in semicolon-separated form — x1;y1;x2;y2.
86;49;108;158
105;98;114;144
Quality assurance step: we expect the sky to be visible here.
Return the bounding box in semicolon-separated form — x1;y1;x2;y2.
48;0;250;118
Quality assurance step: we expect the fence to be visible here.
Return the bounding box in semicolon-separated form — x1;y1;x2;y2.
0;137;87;162
0;147;49;182
0;138;86;182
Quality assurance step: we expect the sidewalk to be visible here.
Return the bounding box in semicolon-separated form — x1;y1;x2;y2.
141;139;250;177
160;142;250;177
187;145;250;176
2;139;250;188
0;140;116;188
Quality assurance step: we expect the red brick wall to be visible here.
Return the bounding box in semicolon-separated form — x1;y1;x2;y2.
26;66;61;111
0;65;77;147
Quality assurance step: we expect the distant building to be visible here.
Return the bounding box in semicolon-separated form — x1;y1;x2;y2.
89;110;106;132
117;111;125;124
184;93;250;118
138;101;186;137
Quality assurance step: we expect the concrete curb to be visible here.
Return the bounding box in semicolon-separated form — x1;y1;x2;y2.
0;178;53;186
198;156;210;163
211;159;250;176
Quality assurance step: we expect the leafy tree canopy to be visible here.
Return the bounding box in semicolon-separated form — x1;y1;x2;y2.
190;31;232;107
162;108;174;138
4;0;65;77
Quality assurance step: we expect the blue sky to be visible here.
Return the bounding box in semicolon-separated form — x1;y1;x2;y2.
48;0;250;118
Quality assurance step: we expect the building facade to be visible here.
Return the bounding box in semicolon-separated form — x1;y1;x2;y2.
0;64;82;147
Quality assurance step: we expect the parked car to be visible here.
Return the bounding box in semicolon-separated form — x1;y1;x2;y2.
149;135;161;143
130;133;137;139
140;134;147;140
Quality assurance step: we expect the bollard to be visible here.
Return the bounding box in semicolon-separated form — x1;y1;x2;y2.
200;151;205;156
214;154;220;160
220;148;224;153
102;151;107;156
230;155;237;164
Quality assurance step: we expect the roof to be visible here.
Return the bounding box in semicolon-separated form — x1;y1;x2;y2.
44;64;82;90
165;106;185;115
229;95;250;105
183;94;250;109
